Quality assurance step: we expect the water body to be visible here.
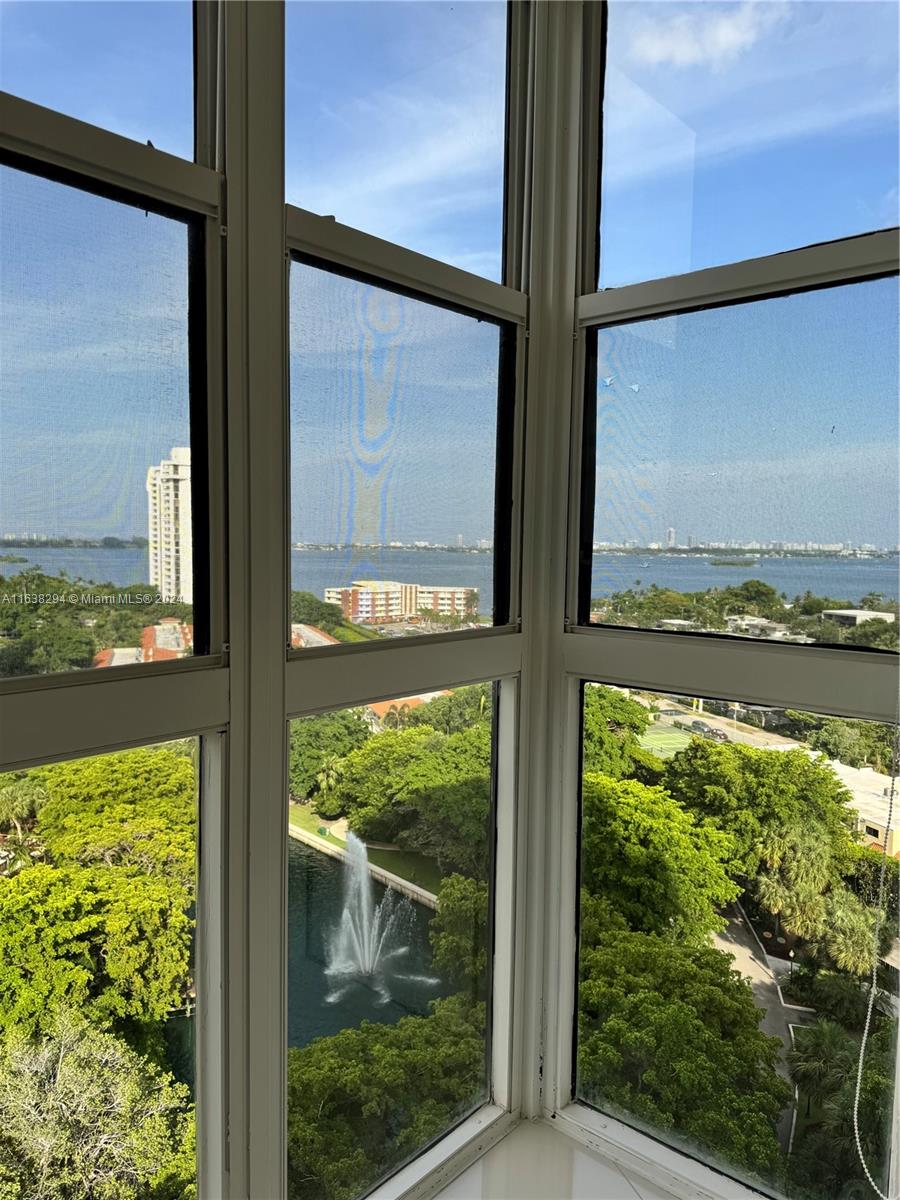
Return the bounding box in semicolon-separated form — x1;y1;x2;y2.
5;545;897;607
287;839;446;1048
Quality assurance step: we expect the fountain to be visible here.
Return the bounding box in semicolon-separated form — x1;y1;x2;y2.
324;833;436;1006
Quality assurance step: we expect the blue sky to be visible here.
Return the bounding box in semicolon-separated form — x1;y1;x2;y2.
0;0;897;547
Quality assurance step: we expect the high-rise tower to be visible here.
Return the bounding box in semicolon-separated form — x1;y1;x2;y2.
147;447;193;604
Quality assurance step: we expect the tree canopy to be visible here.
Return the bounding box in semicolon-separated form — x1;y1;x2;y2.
0;1011;195;1200
581;685;656;780
288;710;371;801
429;874;489;999
34;747;196;887
0;864;192;1036
286;996;485;1200
662;741;856;878
578;929;789;1178
581;773;738;943
406;684;492;736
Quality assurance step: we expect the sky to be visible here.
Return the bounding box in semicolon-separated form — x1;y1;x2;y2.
0;0;897;547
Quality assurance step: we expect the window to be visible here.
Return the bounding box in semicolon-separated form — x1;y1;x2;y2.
0;0;194;160
580;278;900;652
287;684;495;1198
2;5;897;1200
0;739;199;1196
598;0;900;287
289;260;513;650
576;683;898;1199
0;162;206;679
285;0;508;279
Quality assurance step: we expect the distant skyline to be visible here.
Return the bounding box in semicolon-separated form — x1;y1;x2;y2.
0;1;897;549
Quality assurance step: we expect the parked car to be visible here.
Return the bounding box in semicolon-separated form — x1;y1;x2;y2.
690;719;712;734
658;708;683;716
704;728;730;742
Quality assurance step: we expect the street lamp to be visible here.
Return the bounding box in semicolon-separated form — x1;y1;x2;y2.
788;948;795;979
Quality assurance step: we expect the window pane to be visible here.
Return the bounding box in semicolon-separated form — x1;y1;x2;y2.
285;1;507;280
576;683;898;1198
583;278;899;650
287;685;494;1198
0;739;198;1195
599;0;900;288
289;260;508;649
0;165;202;678
0;1;194;161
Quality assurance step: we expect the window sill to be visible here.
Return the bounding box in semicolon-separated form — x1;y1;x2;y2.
432;1107;776;1200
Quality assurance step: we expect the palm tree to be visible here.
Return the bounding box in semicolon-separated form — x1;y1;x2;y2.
0;777;47;841
314;756;344;806
788;1019;857;1116
822;888;879;976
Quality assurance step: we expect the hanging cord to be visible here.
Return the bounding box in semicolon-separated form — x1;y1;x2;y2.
853;714;900;1200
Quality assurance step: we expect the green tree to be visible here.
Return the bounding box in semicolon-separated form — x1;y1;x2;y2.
389;724;492;876
290;591;345;634
845;618;899;650
580;773;737;943
406;684;492;735
817;887;880;976
0;1010;195;1200
322;726;440;829
787;1019;857;1116
286;996;485;1200
0;775;48;840
754;823;833;940
34;747;196;888
581;685;654;779
0;864;192;1036
578;930;789;1177
288;710;370;802
662;741;856;878
430;874;489;997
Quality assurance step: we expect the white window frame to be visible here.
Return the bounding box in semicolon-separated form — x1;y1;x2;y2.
531;6;900;1200
1;3;897;1199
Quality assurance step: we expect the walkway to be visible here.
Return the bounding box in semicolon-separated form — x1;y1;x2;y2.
712;903;814;1151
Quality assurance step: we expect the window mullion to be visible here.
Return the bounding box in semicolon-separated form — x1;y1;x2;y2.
516;0;584;1123
221;0;287;1196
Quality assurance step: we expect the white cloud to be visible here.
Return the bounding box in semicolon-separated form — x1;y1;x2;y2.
629;1;789;72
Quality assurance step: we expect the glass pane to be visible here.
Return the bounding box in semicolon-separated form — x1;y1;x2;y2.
285;1;507;280
0;165;201;679
599;0;900;288
576;683;899;1199
289;260;507;649
0;0;194;161
287;684;494;1199
0;739;198;1195
584;278;899;650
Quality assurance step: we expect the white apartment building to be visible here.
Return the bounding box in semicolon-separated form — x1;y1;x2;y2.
324;579;478;623
146;447;193;604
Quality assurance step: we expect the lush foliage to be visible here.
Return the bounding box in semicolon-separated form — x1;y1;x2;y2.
578;929;789;1176
429;874;489;998
581;773;737;943
0;570;191;676
0;1010;195;1200
592;578;899;649
581;685;660;781
406;684;492;735
0;863;192;1036
286;996;485;1200
662;740;856;878
288;710;371;801
34;747;196;887
317;722;492;876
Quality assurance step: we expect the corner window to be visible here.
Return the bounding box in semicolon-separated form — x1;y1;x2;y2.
0;163;207;678
575;682;898;1198
287;684;496;1198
